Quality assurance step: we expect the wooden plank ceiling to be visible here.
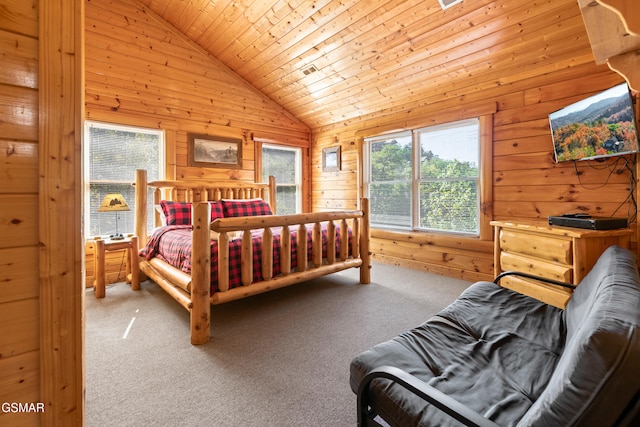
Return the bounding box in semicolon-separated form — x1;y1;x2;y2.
135;0;594;129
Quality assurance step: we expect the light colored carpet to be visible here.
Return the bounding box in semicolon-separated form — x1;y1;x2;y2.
85;262;471;426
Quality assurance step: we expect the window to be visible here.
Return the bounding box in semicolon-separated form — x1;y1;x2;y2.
365;118;480;235
366;132;413;228
261;144;302;214
84;121;165;238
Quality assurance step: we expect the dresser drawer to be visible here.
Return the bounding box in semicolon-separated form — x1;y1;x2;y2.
499;229;572;265
500;251;573;283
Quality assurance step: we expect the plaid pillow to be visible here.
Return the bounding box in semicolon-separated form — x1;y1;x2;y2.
222;199;273;217
160;200;224;225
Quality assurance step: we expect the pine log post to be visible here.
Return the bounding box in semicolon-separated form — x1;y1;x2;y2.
262;227;273;280
281;225;291;275
94;239;106;298
268;175;277;213
217;231;230;292
191;202;211;345
360;198;371;284
134;169;148;246
327;220;336;264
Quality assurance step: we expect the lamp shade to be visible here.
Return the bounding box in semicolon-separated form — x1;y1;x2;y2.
97;193;130;212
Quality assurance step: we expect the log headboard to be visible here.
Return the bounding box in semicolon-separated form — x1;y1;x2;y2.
134;169;276;245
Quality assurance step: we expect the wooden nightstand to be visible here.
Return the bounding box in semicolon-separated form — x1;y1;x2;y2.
93;235;140;298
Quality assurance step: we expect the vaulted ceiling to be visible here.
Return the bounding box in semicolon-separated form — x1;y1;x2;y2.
136;0;594;129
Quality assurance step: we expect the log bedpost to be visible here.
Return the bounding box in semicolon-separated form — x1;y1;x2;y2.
191;202;211;345
135;169;148;247
268;175;277;214
360;198;371;284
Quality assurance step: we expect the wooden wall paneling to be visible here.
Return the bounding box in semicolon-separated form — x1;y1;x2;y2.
86;0;305;130
0;247;39;304
370;245;494;282
351;100;498;141
0;85;38;141
0;0;39;37
493;201;627;219
0;1;41;425
84;0;312;282
0;28;38;89
0;140;38;194
39;0;84;424
312;62;633;280
0;298;39;356
0;195;38;250
494;164;631;186
85;0;311;182
0;350;40;408
494;183;632;203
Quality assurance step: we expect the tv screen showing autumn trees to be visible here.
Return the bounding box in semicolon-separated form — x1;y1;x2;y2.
550;83;639;163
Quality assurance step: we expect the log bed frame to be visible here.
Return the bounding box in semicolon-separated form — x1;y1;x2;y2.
134;169;371;345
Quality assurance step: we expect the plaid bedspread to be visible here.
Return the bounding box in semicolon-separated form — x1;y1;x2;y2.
140;224;352;294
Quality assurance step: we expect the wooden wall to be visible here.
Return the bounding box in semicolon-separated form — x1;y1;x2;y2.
84;0;313;284
312;61;635;280
0;1;42;425
85;0;311;183
1;0;84;425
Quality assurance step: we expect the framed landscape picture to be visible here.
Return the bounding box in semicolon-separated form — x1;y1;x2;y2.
187;133;242;168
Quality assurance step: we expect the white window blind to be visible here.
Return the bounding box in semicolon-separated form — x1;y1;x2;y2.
84;121;164;238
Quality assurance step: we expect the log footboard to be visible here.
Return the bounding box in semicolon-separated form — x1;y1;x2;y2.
134;169;371;345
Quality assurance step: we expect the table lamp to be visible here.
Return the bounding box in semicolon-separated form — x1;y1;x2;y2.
98;193;130;240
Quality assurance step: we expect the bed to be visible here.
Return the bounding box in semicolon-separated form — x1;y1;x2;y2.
133;169;371;344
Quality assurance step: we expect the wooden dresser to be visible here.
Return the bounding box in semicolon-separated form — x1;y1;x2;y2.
491;220;632;308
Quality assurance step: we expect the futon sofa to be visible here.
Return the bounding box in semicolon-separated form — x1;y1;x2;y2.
350;245;640;426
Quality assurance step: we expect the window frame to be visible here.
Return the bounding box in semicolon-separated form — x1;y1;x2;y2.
261;142;303;214
83;120;165;239
364;117;488;237
414;118;480;234
363;131;414;230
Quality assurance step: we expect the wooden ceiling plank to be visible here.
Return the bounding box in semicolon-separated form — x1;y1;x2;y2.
202;0;290;59
294;15;587;114
132;0;598;129
245;0;435;90
280;0;564;99
259;0;515;99
279;0;581;112
171;0;215;38
189;0;236;45
228;0;348;72
145;0;189;25
185;0;234;44
137;0;171;17
292;40;593;127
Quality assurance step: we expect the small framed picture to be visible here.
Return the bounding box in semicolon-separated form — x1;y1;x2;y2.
322;146;341;172
187;133;242;169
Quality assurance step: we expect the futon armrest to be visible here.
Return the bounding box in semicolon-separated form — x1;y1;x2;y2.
493;271;576;290
357;366;500;427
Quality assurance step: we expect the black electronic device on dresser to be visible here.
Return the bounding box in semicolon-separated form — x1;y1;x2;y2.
548;213;628;230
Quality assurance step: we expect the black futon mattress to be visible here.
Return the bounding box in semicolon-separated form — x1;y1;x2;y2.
350;282;564;426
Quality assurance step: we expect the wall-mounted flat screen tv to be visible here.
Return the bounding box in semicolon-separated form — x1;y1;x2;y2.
549;82;639;162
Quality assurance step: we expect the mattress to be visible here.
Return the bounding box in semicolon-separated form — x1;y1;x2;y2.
140;223;352;293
